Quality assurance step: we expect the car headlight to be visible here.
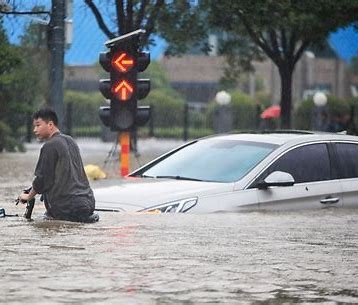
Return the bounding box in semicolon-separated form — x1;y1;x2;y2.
142;197;198;213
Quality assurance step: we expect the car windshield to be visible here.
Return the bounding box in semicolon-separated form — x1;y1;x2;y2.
140;139;278;182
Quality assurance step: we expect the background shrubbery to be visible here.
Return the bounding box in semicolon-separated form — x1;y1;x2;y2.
293;96;357;132
141;89;185;128
64;90;103;137
64;86;358;140
206;90;259;131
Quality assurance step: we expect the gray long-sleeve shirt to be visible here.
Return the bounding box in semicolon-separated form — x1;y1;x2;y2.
32;133;95;221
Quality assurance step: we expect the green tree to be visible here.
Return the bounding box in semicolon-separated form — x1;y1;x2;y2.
203;0;358;128
84;0;206;53
18;19;49;108
0;16;22;151
0;16;48;151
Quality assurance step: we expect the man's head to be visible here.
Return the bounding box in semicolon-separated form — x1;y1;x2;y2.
32;108;59;140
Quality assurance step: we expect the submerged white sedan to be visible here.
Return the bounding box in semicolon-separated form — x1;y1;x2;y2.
94;131;358;213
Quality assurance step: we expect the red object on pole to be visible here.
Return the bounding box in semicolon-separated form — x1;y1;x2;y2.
120;132;130;176
260;105;281;119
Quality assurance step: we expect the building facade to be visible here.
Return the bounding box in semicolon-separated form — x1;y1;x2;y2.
64;54;356;105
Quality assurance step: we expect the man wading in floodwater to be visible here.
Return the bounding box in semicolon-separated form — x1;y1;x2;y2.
18;108;99;223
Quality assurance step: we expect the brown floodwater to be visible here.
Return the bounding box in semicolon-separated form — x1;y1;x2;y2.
1;144;358;304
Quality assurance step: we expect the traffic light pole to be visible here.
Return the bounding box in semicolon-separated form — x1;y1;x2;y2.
120;132;130;176
48;0;65;128
98;29;151;177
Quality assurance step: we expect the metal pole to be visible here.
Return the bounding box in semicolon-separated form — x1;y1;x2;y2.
256;103;261;130
120;132;130;176
26;112;32;142
66;102;72;135
48;0;65;128
183;103;189;141
149;104;154;137
349;104;356;135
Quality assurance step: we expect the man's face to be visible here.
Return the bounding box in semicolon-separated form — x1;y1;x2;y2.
33;118;53;140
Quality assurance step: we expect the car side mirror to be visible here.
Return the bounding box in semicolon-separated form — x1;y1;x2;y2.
257;171;295;189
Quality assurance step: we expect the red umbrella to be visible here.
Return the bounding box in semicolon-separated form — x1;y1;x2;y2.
260;105;281;119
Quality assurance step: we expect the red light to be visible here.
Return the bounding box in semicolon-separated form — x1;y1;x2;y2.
112;80;134;101
112;52;134;73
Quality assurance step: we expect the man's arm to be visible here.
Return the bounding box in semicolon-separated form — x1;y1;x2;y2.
33;143;58;194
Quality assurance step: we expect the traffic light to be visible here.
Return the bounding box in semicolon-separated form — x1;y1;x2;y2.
98;29;151;131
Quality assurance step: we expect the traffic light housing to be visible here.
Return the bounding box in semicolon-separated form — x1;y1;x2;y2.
98;29;151;131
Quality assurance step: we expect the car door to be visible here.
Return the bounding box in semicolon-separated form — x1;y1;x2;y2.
334;142;358;208
249;142;342;211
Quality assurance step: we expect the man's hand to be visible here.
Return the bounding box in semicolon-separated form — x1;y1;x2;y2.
17;188;37;204
16;188;37;220
18;191;31;203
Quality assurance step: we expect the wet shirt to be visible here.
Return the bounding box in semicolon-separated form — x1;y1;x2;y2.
32;133;95;221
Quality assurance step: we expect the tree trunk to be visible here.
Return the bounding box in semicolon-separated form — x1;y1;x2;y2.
279;66;294;129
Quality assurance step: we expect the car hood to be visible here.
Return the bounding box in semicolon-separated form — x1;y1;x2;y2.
93;178;232;212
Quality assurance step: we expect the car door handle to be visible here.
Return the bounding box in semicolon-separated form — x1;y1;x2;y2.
320;197;340;204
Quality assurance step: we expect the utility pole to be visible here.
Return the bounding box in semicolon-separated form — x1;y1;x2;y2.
48;0;65;128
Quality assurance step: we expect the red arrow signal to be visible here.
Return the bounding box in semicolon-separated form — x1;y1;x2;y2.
112;80;134;101
112;52;134;73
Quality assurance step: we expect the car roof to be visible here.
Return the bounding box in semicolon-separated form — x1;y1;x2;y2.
202;131;358;146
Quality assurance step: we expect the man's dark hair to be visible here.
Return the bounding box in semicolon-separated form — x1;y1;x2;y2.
32;108;58;126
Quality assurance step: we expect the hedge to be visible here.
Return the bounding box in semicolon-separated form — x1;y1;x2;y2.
206;90;258;130
140;89;185;128
293;95;351;130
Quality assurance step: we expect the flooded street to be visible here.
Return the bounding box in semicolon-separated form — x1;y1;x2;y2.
1;140;358;304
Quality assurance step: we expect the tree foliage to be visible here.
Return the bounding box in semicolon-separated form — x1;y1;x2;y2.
0;16;48;151
0;16;22;151
203;0;358;128
84;0;206;54
18;19;49;107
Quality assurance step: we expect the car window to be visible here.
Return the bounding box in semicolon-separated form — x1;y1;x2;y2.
140;139;278;183
335;143;358;178
256;143;331;184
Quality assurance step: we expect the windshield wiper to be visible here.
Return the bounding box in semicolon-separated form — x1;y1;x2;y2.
140;174;155;178
155;175;204;182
